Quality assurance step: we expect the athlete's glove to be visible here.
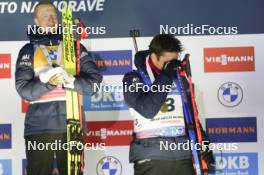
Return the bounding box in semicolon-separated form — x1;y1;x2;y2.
201;141;216;174
162;59;182;79
48;73;64;86
39;67;75;88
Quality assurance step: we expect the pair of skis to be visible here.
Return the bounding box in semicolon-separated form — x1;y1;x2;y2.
175;55;209;175
62;5;87;175
129;30;208;175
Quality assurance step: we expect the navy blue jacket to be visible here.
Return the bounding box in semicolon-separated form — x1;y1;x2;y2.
15;32;102;137
123;50;197;162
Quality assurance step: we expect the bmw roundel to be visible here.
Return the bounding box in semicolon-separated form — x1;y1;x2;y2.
97;156;122;175
217;82;243;107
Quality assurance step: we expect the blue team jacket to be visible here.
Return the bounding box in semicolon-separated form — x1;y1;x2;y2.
15;31;102;137
123;50;208;162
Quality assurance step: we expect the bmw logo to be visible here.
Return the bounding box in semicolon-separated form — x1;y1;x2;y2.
217;82;243;107
97;156;122;175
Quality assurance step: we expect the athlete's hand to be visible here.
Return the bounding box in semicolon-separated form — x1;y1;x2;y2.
201;146;215;165
162;59;182;78
201;141;216;173
63;73;75;89
48;73;64;86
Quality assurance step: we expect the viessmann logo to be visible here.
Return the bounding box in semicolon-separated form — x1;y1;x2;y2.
84;121;133;146
0;54;11;78
88;127;132;140
204;47;255;72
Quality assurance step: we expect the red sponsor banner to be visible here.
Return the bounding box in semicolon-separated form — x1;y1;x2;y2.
22;99;29;113
0;54;11;78
204;47;255;72
84;120;133;146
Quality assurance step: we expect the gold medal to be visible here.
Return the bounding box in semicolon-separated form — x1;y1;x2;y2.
160;103;169;113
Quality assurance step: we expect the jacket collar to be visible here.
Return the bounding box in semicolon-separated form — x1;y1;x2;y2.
27;26;62;46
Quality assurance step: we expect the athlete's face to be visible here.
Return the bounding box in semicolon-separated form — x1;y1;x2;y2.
34;5;58;33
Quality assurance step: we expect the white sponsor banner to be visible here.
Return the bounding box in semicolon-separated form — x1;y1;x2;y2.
0;34;263;174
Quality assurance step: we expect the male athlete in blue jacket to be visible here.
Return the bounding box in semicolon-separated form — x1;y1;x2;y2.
15;1;102;175
123;34;215;175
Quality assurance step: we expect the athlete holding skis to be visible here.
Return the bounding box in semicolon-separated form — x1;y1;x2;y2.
123;34;215;175
15;1;102;175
